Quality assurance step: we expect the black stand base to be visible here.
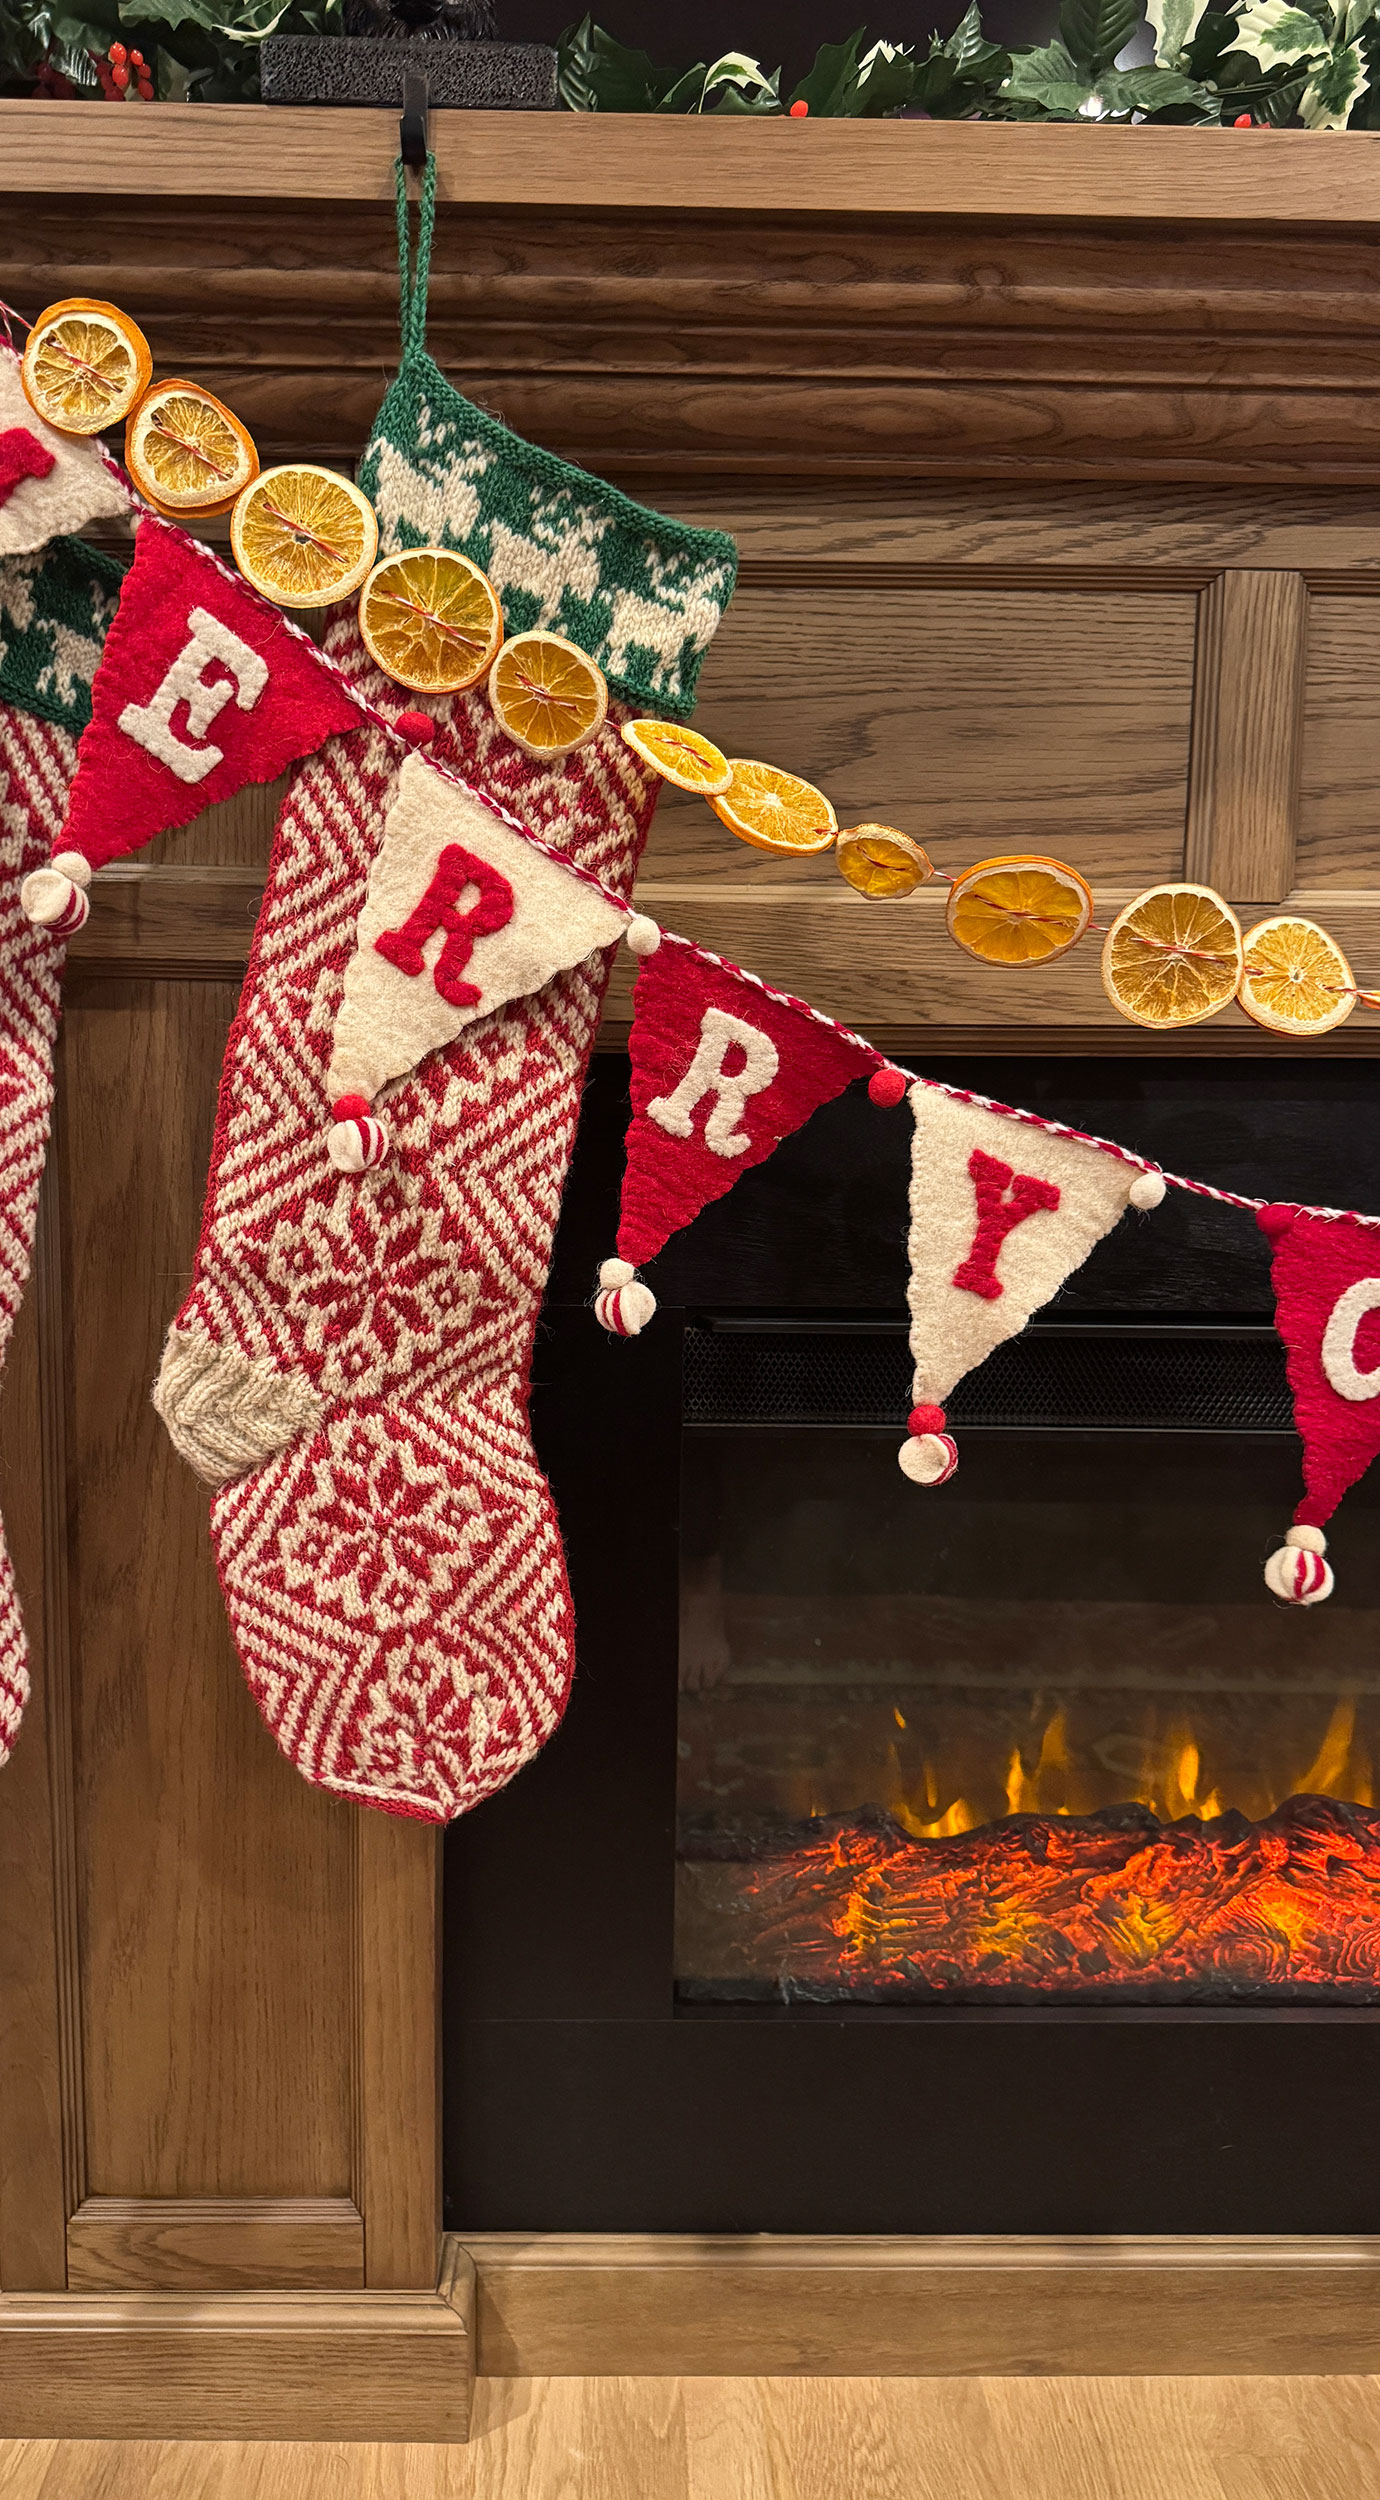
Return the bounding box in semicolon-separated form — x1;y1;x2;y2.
260;35;558;109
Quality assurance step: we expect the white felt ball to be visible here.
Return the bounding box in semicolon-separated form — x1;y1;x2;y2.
1264;1543;1333;1605
20;867;90;934
327;1114;389;1174
1128;1170;1166;1210
625;915;662;957
52;851;93;888
1285;1524;1327;1553
595;1281;657;1337
599;1257;636;1288
898;1431;958;1486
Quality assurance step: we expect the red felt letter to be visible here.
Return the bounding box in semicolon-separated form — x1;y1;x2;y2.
0;427;56;507
375;843;515;1010
952;1147;1061;1301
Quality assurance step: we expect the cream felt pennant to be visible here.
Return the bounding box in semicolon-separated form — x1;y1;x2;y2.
0;350;131;560
900;1084;1163;1485
324;749;631;1166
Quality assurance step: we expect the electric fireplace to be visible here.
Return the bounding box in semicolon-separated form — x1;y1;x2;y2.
446;1056;1380;2237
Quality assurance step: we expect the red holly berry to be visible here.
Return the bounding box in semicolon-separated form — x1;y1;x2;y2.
1233;111;1252;125
111;61;129;88
109;40;126;61
136;77;154;97
788;97;809;116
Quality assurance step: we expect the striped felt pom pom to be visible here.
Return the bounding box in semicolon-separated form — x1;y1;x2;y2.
20;849;92;934
327;1093;389;1175
594;1256;657;1336
898;1401;958;1486
1264;1524;1333;1606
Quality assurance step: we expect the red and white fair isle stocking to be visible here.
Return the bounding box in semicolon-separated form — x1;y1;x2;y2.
0;523;124;1772
0;705;82;1766
154;415;735;1818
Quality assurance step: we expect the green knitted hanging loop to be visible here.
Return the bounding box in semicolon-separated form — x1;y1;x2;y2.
394;153;437;364
366;148;736;717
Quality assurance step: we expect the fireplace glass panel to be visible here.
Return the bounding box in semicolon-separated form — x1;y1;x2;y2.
675;1321;1380;2007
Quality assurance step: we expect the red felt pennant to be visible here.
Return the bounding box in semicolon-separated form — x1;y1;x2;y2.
1260;1204;1380;1529
57;515;362;872
615;941;880;1269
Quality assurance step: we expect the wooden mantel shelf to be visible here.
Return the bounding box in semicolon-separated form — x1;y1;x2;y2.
5;98;1380;223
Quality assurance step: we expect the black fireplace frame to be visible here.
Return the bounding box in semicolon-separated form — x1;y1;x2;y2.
443;1055;1380;2237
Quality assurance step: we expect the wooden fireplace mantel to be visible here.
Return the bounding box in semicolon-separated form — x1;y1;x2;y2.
8;109;1380;2441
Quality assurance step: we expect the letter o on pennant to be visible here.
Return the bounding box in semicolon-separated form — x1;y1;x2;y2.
1321;1276;1380;1402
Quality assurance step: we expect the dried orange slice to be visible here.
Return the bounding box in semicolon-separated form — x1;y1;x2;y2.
837;824;932;899
358;547;503;694
230;465;378;609
488;631;608;756
621;718;732;795
946;855;1093;965
125;380;258;518
1238;915;1356;1038
1101;883;1243;1029
22;297;152;436
711;760;837;855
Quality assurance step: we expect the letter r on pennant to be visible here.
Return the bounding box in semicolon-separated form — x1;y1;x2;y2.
647;1006;780;1159
952;1147;1061;1301
374;843;516;1010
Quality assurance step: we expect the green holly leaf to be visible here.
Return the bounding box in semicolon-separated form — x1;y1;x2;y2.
1146;0;1214;61
1002;35;1095;108
788;27;866;112
1232;0;1329;64
1058;0;1142;72
700;51;780;111
556;15;685;111
1300;31;1369;111
1095;59;1218;102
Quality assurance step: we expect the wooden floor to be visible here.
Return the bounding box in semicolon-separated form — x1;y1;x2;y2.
3;2376;1380;2499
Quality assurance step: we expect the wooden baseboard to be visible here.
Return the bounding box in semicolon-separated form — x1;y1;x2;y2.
0;2237;472;2439
66;2197;365;2291
462;2233;1380;2378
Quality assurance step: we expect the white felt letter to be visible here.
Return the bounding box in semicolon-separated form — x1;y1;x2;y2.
118;606;269;785
648;1005;779;1158
1321;1277;1380;1402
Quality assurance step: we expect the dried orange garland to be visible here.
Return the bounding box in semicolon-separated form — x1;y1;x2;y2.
17;291;1380;1034
620;720;1380;1036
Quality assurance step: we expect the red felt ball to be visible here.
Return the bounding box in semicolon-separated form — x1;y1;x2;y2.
395;710;437;746
333;1093;372;1122
789;98;809;115
868;1066;908;1108
909;1404;947;1435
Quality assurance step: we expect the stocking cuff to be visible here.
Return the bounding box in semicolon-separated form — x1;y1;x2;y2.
0;538;127;735
357;349;736;719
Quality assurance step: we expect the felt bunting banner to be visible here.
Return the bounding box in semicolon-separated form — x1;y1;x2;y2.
0;347;131;560
898;1083;1165;1486
323;746;637;1170
593;937;882;1336
1258;1204;1380;1604
20;513;362;931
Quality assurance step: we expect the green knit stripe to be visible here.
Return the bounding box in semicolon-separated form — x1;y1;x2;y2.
357;350;737;719
0;538;126;734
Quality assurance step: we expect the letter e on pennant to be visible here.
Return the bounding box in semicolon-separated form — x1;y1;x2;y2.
118;605;270;787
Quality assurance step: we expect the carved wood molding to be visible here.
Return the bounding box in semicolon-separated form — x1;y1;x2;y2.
7;108;1380;479
66;2196;365;2291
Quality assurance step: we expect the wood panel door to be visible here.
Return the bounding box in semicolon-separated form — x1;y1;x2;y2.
0;786;440;2297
